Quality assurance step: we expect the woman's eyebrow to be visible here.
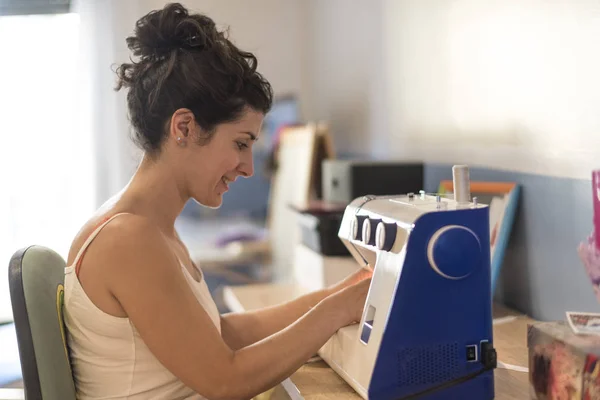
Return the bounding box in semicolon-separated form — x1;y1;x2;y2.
240;131;257;141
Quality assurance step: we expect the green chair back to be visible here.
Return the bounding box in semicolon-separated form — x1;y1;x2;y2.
8;245;77;400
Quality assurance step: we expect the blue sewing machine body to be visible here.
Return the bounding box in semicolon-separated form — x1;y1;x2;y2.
317;173;496;400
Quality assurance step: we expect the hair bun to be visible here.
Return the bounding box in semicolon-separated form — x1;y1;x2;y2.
127;2;219;59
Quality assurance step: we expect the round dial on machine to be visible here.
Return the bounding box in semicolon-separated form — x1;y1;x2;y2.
376;221;398;251
427;225;481;280
362;218;381;246
351;215;368;241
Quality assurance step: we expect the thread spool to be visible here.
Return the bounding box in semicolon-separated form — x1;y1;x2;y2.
452;165;471;204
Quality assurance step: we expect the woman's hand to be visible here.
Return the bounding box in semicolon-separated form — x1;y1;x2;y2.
324;275;372;327
327;266;373;296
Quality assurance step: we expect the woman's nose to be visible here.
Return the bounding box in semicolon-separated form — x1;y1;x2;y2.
238;158;254;178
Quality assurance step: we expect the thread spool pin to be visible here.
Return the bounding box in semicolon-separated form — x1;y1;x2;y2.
452;165;471;204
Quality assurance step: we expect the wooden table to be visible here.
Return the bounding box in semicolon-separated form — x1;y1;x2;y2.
223;283;534;399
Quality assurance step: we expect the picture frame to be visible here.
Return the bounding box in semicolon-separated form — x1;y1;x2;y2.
437;181;520;293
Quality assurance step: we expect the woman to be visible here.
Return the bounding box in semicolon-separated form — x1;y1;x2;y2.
63;3;371;400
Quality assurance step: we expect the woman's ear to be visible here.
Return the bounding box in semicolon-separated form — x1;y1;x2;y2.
169;108;195;143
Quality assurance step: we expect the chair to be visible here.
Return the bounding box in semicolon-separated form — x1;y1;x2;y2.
8;245;77;400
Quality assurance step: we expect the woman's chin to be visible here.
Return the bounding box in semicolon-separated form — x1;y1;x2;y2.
204;200;223;209
191;194;223;210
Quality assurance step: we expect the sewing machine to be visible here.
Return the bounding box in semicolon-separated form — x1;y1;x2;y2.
318;165;497;400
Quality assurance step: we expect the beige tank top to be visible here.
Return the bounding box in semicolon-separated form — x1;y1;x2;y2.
63;213;221;400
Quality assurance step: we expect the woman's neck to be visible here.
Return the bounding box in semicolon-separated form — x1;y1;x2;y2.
117;153;188;237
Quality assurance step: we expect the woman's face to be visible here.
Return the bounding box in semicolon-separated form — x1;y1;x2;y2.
170;108;264;208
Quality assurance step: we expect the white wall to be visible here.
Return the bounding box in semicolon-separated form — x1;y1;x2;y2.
307;0;389;157
384;0;600;180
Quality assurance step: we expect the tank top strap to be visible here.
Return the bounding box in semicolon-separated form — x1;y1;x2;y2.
73;212;131;277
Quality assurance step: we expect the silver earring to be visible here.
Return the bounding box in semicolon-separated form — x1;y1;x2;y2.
176;137;185;146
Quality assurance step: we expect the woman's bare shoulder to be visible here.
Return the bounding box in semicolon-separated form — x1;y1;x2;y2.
66;211;159;266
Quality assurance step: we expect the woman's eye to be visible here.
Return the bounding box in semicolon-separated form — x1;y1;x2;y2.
236;142;248;150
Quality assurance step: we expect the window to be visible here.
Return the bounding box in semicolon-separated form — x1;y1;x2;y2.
0;12;94;322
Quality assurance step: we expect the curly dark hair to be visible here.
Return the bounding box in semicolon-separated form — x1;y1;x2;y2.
114;2;273;154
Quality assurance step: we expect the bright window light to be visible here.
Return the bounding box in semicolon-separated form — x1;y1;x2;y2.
0;13;94;322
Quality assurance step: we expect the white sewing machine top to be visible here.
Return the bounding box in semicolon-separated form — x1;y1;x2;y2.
352;193;487;229
341;192;488;260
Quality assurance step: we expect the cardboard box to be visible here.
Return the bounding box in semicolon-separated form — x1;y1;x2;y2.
528;321;600;399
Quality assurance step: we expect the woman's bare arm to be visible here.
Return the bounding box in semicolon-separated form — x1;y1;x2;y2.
220;288;331;350
220;269;372;350
96;215;368;400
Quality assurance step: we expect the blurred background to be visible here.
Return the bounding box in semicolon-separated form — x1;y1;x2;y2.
2;0;600;390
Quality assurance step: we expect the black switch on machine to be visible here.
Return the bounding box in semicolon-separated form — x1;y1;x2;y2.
466;345;478;362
